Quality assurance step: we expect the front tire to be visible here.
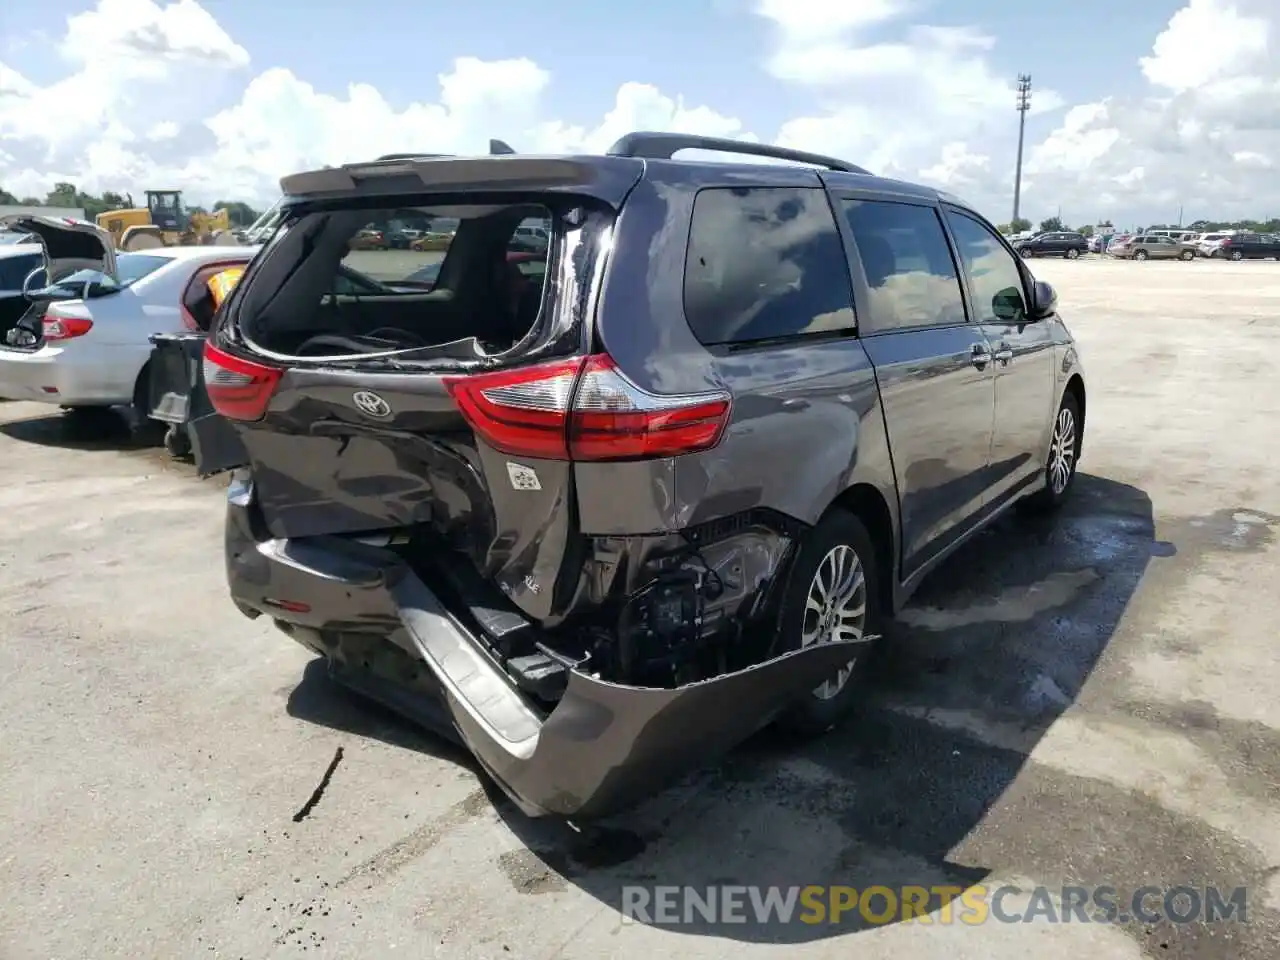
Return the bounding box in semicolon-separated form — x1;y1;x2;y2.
1065;248;1080;259
1180;250;1194;261
1230;249;1244;261
1019;247;1033;258
1134;249;1149;261
775;511;884;736
1021;391;1082;513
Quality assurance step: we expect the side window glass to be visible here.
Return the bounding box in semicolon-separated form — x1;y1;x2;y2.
840;199;967;333
945;210;1029;325
683;187;856;346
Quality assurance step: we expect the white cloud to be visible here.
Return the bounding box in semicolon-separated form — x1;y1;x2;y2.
0;0;1277;226
147;121;180;141
1023;0;1279;224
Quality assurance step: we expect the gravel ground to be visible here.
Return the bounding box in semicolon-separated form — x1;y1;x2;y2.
1;257;1279;959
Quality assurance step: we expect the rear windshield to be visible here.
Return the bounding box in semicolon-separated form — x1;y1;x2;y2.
0;252;43;289
231;199;557;358
52;253;170;297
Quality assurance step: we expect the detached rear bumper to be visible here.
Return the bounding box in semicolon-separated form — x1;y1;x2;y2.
226;480;866;819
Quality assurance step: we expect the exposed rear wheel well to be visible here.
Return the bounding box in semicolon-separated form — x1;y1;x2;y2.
1065;373;1086;440
827;483;896;615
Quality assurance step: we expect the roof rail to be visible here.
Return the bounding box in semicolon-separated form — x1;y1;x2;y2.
606;132;869;174
374;140;515;163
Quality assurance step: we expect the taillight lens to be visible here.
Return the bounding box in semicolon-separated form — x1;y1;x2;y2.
445;354;731;462
569;355;731;460
202;342;283;421
42;306;93;341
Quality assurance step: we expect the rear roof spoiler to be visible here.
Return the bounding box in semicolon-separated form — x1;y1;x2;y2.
278;130;869;201
374;140;515;162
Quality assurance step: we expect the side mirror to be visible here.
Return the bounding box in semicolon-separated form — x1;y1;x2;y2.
1029;279;1058;319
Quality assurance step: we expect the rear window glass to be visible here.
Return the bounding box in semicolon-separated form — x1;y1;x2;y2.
683;186;855;346
54;253;170;294
0;252;42;289
232;200;557;357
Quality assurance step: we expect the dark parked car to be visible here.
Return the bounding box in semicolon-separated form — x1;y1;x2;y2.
1015;231;1089;259
195;133;1087;818
1211;233;1280;260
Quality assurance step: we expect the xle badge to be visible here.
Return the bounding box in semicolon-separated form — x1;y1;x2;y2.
506;462;542;491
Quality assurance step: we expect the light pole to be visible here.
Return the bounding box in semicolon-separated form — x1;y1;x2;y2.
1013;74;1031;226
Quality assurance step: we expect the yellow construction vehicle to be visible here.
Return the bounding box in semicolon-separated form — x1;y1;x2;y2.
96;190;239;251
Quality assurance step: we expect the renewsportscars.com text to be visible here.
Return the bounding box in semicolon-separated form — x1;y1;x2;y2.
621;884;1249;926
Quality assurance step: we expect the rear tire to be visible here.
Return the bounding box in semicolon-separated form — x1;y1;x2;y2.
1230;249;1244;261
1019;248;1033;258
163;424;191;458
1134;249;1148;261
1180;250;1194;261
127;363;164;446
774;510;884;736
1020;391;1082;514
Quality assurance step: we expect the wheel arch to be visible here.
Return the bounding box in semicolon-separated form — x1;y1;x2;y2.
824;482;897;618
1064;372;1086;441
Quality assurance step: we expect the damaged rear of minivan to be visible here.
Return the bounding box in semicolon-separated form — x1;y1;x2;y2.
201;153;864;818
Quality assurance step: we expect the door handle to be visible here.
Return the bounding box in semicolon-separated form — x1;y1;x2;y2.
970;344;992;367
994;346;1013;364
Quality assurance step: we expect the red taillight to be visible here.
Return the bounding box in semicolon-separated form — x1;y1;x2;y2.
42;306;93;341
444;354;731;462
202;342;283;421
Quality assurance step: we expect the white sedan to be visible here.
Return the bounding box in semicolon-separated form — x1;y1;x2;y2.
0;214;256;412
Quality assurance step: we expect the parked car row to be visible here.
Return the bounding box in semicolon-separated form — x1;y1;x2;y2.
1102;230;1280;261
0;215;260;444
1010;226;1280;263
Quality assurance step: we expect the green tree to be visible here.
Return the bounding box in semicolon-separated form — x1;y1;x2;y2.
1076;225;1094;237
44;182;79;206
213;200;262;227
0;187;17;204
1011;217;1032;233
1039;216;1065;233
19;197;41;206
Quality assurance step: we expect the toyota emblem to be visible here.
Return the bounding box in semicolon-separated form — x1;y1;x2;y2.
352;390;392;419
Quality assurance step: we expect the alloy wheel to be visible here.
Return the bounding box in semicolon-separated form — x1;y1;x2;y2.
801;544;867;699
1049;405;1077;495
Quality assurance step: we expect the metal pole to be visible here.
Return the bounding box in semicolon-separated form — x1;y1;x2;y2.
1013;74;1031;225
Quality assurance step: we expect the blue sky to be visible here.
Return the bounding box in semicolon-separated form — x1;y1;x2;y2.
6;0;1184;141
1;0;1276;224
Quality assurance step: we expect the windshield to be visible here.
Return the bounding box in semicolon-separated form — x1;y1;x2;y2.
49;253;170;295
0;233;34;246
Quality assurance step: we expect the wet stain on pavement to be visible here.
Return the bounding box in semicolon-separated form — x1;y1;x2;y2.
1163;508;1278;555
496;849;569;895
1113;698;1280;807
